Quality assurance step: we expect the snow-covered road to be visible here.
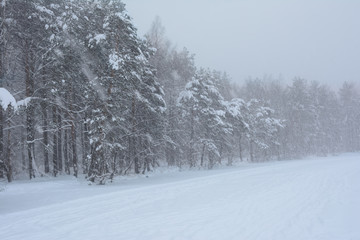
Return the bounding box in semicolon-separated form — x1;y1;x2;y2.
1;154;360;240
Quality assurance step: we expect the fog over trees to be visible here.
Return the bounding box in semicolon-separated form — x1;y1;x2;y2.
0;0;359;183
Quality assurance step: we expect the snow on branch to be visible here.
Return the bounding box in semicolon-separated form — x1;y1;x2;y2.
0;88;33;110
0;88;16;110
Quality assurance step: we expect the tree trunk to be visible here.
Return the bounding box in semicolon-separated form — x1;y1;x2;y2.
239;134;243;161
21;125;26;171
208;152;215;169
70;82;78;177
112;151;117;173
41;101;49;173
26;105;35;179
25;41;35;179
0;106;4;178
88;143;97;179
189;107;195;167
57;109;63;172
40;67;50;174
166;105;175;166
200;143;206;167
0;13;3;178
249;139;254;162
218;142;223;164
131;95;140;174
71;120;78;177
82;112;90;174
5;106;12;182
88;116;105;180
80;120;85;173
64;127;70;175
52;106;58;176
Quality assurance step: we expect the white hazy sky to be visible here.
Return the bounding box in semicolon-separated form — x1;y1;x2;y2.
123;0;360;88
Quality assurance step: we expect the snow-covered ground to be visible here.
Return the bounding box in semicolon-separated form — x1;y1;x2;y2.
1;153;360;240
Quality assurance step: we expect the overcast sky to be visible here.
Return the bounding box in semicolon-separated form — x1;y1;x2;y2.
123;0;360;89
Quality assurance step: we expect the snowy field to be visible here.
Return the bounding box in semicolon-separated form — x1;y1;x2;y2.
1;153;360;240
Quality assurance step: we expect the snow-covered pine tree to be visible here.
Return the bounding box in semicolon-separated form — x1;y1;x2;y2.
225;98;249;163
178;69;229;168
71;1;166;182
146;17;196;167
246;100;283;161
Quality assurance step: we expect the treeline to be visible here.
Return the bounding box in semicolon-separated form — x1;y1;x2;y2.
0;0;359;183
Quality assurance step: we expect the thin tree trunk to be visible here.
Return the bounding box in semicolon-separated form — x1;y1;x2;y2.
166;104;175;166
82;112;90;174
26;105;34;179
0;106;3;178
25;41;35;179
5;107;12;182
141;138;151;174
189;107;195;167
64;127;70;175
131;95;139;174
70;82;78;177
219;142;223;164
200;143;206;167
21;126;26;171
208;152;214;169
82;119;88;174
40;67;49;174
0;5;4;179
0;18;3;178
57;109;63;172
249;139;254;162
41;102;49;173
88;143;97;179
71;120;78;177
112;152;117;173
52;106;58;177
239;134;243;161
126;135;132;174
80;118;85;174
